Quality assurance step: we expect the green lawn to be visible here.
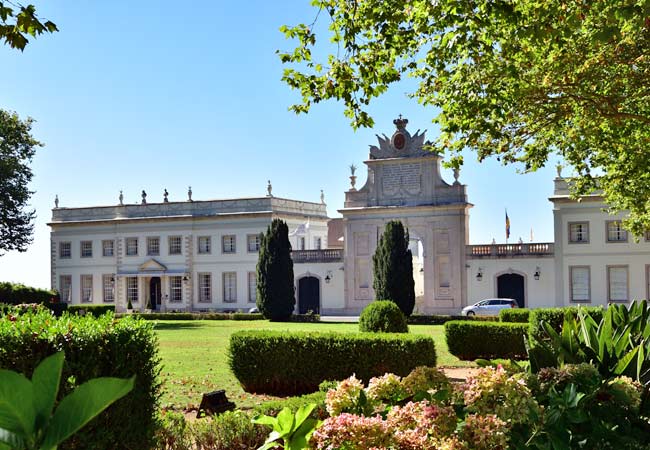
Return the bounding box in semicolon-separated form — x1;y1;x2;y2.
155;320;472;411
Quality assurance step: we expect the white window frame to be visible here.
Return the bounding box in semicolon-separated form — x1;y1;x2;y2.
568;222;589;244
197;236;211;255
247;271;256;303
168;236;182;255
169;276;183;302
247;234;260;253
59;242;71;259
80;274;93;303
223;272;237;303
569;265;591;303
607;265;629;303
80;241;93;258
102;274;114;303
147;237;160;256
102;240;114;257
314;237;322;250
59;275;72;303
222;235;236;254
606;221;628;243
125;237;139;256
198;273;212;302
299;237;306;250
126;277;139;303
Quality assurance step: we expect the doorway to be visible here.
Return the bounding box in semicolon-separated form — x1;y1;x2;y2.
149;277;162;310
298;276;320;314
497;273;525;308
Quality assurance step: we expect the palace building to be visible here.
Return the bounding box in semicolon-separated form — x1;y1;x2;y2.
49;118;650;314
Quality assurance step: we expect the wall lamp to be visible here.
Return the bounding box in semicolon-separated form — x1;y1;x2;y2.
534;267;541;280
183;275;191;282
476;268;483;281
325;270;333;284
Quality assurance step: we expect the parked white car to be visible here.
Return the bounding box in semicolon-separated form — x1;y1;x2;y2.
461;298;518;316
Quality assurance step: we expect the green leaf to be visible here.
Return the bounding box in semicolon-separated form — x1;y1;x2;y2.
252;415;277;427
31;352;64;428
0;428;24;448
293;403;316;430
41;376;134;448
613;347;639;376
0;369;35;436
275;407;295;435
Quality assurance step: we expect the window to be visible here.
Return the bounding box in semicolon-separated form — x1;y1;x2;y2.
299;237;306;250
102;274;114;303
169;276;183;302
80;275;93;303
222;235;236;253
125;238;138;256
198;273;212;302
80;241;93;258
314;237;322;250
247;272;256;303
168;236;182;255
223;272;237;303
607;221;628;242
102;240;114;257
570;266;590;303
198;236;211;254
126;277;138;303
568;222;589;243
608;266;629;302
247;234;260;252
59;275;72;302
147;237;160;256
59;242;71;259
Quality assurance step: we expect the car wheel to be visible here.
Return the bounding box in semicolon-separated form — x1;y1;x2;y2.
466;311;475;316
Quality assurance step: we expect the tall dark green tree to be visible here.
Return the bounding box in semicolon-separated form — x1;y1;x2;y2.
372;220;415;316
256;219;295;321
0;109;42;254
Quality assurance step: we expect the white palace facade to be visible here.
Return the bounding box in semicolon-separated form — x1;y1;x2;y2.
49;118;650;314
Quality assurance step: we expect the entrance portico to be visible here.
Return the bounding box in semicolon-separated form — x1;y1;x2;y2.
116;259;187;312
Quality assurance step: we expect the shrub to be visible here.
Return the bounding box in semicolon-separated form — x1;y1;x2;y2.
359;300;408;333
445;321;529;360
372;221;415;316
228;330;437;395
499;308;530;323
0;310;161;450
67;304;115;317
0;281;55;305
257;219;295;321
529;306;604;339
408;314;498;325
254;390;328;419
117;312;267;321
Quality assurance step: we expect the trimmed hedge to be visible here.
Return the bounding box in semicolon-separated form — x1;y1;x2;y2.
67;304;115;317
115;312;318;322
499;308;531;323
408;314;499;325
359;300;409;333
529;306;604;339
0;310;161;450
0;281;55;305
445;321;529;360
229;330;437;395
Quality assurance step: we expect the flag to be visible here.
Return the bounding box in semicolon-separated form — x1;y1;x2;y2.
505;210;511;240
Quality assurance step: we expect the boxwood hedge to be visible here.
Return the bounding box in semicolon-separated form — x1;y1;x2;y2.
499;308;531;323
0;281;55;305
67;304;115;317
529;306;604;339
0;309;161;450
228;330;437;396
445;321;529;360
408;314;498;325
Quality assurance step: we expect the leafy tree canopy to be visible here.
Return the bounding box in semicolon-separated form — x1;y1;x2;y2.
0;109;42;254
279;0;650;235
0;1;57;50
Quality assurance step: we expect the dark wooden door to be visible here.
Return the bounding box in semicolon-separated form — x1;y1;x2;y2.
298;277;320;314
497;273;525;308
150;277;162;310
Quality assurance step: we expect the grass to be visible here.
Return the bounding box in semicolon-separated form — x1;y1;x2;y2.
155;320;472;411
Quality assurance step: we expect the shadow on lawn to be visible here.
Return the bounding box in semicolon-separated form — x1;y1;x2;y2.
153;322;204;331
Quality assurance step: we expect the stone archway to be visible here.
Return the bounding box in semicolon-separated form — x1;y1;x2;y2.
496;272;525;308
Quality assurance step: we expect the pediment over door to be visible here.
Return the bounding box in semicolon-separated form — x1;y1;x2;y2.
138;259;168;272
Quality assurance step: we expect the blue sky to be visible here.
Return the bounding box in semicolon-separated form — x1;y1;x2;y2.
0;1;558;288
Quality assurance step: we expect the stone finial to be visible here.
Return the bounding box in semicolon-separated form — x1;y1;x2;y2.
453;167;460;185
393;114;408;130
119;190;124;206
54;195;59;208
141;190;147;204
267;180;273;197
556;163;563;178
349;164;357;176
163;189;169;203
187;186;193;202
320;189;325;204
491;238;496;245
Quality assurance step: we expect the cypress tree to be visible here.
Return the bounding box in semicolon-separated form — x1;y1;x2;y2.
372;220;415;316
256;219;295;321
